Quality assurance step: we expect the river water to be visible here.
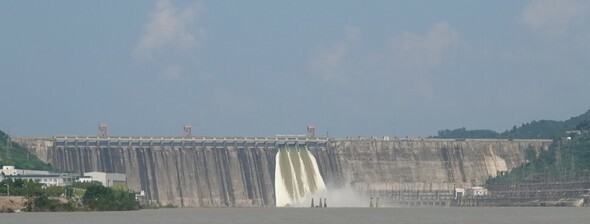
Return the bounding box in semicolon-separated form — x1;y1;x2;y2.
1;207;588;224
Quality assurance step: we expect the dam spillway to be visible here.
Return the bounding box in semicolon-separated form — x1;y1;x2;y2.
275;146;326;207
15;136;552;207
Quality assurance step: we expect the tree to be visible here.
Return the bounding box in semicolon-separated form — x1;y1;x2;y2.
525;146;537;162
82;185;139;211
576;120;590;131
44;186;65;197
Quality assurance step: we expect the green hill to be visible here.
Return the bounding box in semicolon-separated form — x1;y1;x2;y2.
435;109;590;139
433;109;590;185
0;130;51;170
484;110;590;186
486;132;590;186
500;109;590;139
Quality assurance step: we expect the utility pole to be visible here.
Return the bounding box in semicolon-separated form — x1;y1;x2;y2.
569;154;575;180
4;132;11;163
556;140;562;181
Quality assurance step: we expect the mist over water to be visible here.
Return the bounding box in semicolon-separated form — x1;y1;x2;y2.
289;184;369;208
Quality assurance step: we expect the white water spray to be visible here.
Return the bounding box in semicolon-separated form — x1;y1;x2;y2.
275;146;326;207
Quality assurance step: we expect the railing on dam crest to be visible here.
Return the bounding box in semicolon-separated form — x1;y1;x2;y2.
52;136;329;149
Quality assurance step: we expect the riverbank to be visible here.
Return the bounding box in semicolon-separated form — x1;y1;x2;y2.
0;196;25;212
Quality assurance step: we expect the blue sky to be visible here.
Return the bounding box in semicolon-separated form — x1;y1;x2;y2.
1;0;590;137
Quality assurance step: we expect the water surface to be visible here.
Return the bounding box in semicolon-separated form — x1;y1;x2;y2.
1;207;588;224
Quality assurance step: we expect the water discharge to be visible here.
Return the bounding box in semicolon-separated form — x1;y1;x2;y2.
275;146;326;207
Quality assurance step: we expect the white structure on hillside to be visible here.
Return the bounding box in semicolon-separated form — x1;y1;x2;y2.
1;166;50;176
82;172;126;187
1;166;18;176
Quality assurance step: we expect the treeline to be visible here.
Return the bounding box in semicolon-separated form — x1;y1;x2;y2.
435;109;590;139
0;179;75;212
436;128;499;139
0;179;139;212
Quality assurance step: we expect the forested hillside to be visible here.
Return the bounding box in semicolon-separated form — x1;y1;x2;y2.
486;131;590;186
483;110;590;185
433;109;590;185
435;109;590;139
0;130;50;170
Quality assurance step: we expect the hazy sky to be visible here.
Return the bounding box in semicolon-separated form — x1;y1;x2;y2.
1;0;590;137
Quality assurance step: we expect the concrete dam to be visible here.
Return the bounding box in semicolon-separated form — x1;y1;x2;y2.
15;136;551;207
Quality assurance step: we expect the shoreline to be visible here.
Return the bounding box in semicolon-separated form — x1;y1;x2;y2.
0;196;25;213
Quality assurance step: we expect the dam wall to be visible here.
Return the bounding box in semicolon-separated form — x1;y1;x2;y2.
12;137;54;164
17;136;328;207
320;139;552;193
14;136;551;207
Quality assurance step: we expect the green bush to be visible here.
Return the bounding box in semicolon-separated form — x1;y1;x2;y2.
82;185;139;211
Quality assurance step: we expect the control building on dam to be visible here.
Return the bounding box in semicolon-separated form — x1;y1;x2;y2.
14;133;552;207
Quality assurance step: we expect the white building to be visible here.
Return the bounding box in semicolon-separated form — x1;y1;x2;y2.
77;176;93;183
7;174;67;187
1;166;18;176
454;187;465;199
454;186;488;198
1;166;74;187
83;172;126;187
466;187;489;197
